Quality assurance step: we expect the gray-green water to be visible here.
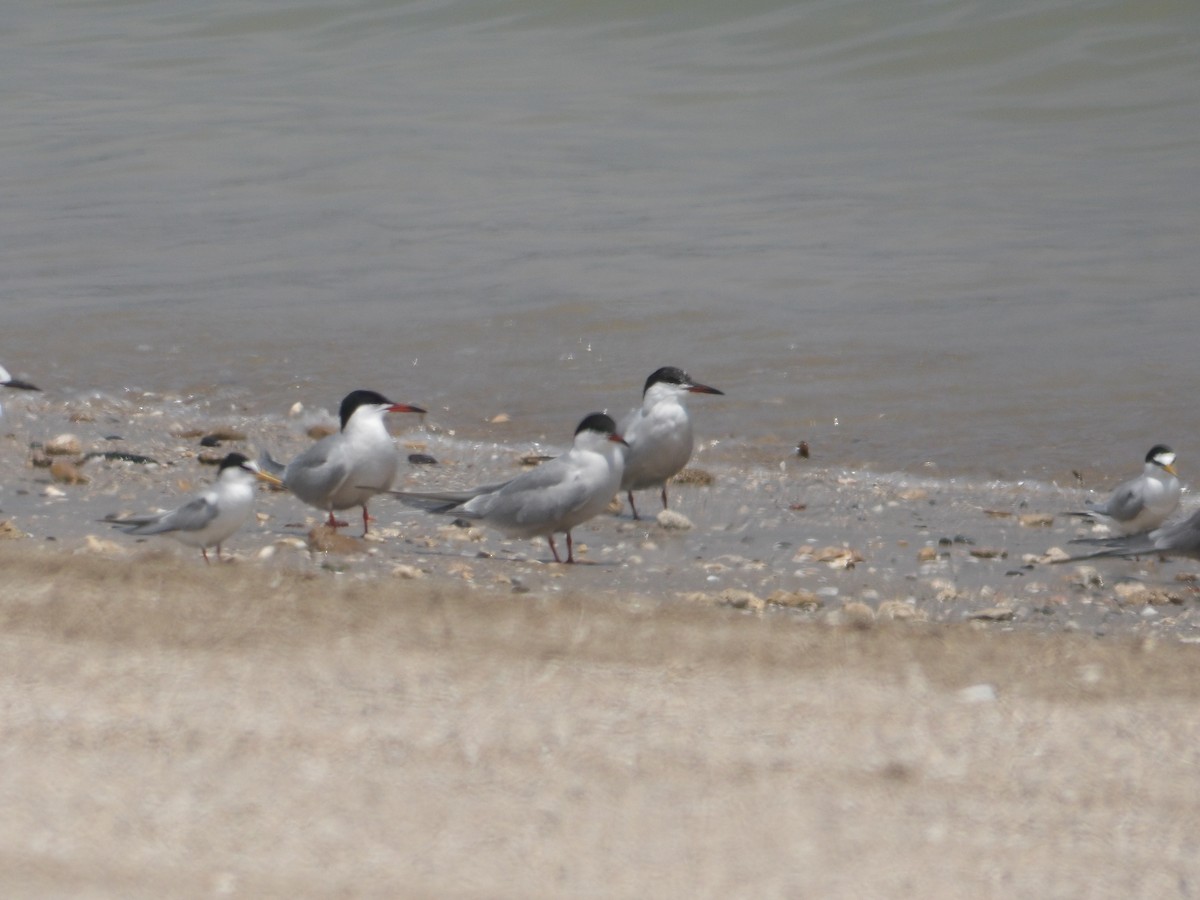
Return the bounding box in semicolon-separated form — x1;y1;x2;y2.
4;0;1198;480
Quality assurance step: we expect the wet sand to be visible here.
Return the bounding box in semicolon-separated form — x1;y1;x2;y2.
3;394;1200;895
2;546;1199;898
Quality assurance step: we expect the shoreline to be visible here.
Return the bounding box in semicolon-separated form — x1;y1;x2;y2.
2;391;1199;640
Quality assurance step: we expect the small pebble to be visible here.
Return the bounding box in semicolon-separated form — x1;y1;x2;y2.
45;434;83;456
656;509;693;531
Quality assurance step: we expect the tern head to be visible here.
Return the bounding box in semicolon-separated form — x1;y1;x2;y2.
643;366;724;398
575;412;629;448
219;452;284;486
338;389;427;430
1147;444;1178;477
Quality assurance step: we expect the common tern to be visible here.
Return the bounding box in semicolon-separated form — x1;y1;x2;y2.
260;389;425;535
619;366;723;519
0;362;40;418
1069;445;1181;535
380;413;627;563
106;452;282;562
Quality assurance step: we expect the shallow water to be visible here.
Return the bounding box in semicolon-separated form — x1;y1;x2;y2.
3;0;1199;482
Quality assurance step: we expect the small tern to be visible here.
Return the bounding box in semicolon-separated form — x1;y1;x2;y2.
380;412;627;563
620;366;723;519
106;452;282;562
1069;445;1181;535
260;389;425;535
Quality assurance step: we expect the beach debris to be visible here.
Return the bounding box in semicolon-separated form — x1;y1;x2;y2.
45;434;83;456
390;564;424;580
67;410;96;423
307;424;336;440
897;488;928;502
1028;546;1071;565
81;534;124;555
209;428;247;442
877;600;925;621
969;606;1015;621
81;450;160;465
983;509;1014;518
796;440;809;459
306;525;363;554
520;454;554;466
1069;565;1104;589
407;453;438;466
969;547;1008;560
489;413;510;424
1018;513;1055;528
717;589;766;612
765;589;823;610
814;546;863;568
0;520;26;540
656;509;693;531
1112;583;1187;607
926;579;961;602
49;460;88;485
257;538;305;560
830;601;875;629
672;468;713;486
917;546;939;563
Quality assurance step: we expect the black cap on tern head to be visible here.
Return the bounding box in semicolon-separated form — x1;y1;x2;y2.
643;366;724;397
339;389;394;430
575;412;618;436
644;367;689;395
338;389;426;429
217;452;253;473
1146;444;1174;463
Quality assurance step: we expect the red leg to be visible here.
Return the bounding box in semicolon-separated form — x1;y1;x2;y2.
565;531;575;564
326;511;349;528
547;535;562;563
362;504;370;536
201;547;211;564
661;485;669;510
627;491;640;520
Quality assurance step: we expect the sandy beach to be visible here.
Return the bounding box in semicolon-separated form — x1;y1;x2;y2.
3;395;1200;897
2;545;1198;898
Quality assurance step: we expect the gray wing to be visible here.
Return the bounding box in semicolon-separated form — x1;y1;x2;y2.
382;480;513;516
1067;508;1200;560
111;496;219;536
1145;510;1200;556
284;441;351;504
469;461;595;525
1084;480;1145;523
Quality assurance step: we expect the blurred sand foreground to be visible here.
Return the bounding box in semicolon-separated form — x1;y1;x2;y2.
1;545;1197;898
